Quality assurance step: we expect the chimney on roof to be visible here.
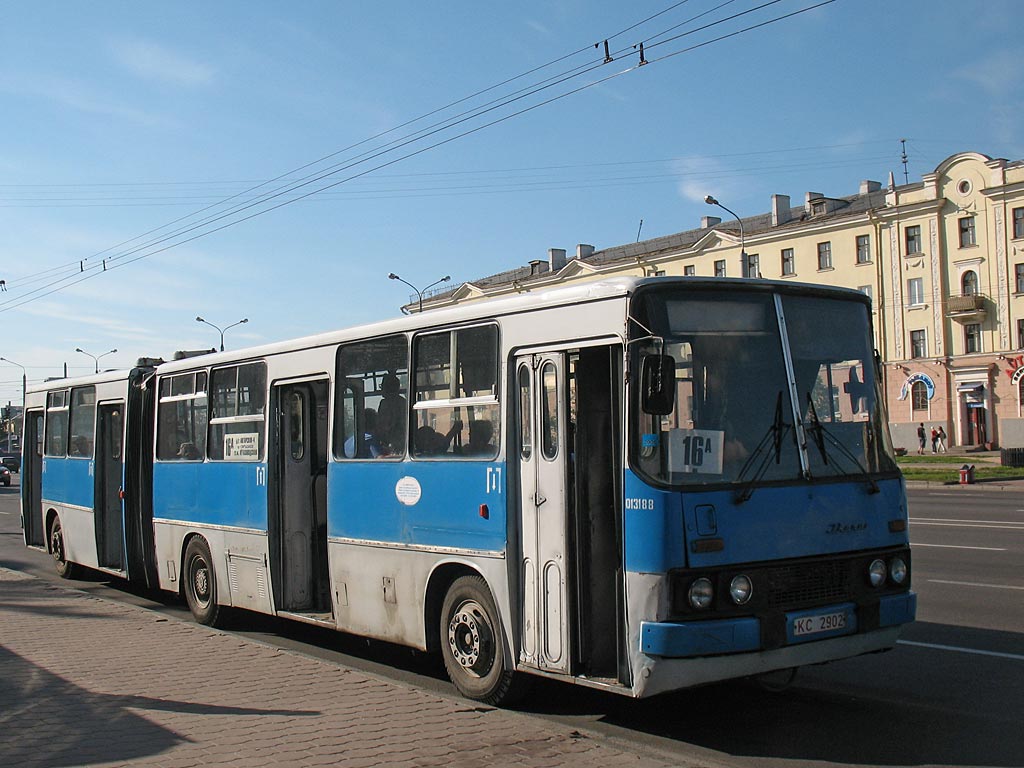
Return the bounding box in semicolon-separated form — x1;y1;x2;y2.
860;179;882;195
548;248;567;271
575;243;595;260
771;194;791;226
701;215;722;228
529;259;545;276
804;192;823;214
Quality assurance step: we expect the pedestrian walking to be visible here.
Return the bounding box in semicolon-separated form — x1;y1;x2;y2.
917;423;926;455
930;427;939;454
937;426;947;453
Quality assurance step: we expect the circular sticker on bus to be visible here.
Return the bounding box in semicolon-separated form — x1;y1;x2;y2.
395;476;422;506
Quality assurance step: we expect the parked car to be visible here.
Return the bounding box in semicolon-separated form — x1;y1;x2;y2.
1;455;19;472
0;466;10;486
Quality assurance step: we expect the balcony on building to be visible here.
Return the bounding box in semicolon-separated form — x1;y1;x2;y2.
945;293;987;321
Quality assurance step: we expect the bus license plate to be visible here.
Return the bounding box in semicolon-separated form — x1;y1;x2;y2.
792;610;847;637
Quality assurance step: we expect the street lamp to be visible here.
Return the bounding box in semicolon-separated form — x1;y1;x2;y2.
0;357;26;452
704;195;749;276
196;316;248;352
75;347;117;374
388;273;451;313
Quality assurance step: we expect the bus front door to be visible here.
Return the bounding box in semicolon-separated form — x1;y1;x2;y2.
517;352;570;674
23;410;45;547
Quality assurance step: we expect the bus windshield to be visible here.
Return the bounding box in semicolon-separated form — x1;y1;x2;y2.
630;287;897;489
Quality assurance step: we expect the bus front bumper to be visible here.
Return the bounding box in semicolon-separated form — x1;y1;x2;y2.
640;592;916;658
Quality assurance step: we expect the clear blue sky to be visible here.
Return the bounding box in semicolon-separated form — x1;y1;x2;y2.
0;0;1020;402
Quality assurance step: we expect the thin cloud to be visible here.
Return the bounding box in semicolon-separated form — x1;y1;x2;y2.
0;73;168;126
954;49;1023;98
110;39;215;87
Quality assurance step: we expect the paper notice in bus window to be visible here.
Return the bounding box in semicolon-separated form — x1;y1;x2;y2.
224;433;260;461
667;429;724;474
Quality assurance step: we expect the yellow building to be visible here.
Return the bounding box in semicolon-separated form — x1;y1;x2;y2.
421;151;1024;450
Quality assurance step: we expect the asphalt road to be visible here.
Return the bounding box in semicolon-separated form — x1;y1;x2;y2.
1;480;1021;768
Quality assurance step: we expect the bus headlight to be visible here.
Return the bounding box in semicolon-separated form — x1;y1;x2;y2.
889;557;908;585
729;574;753;605
688;577;714;610
868;559;887;587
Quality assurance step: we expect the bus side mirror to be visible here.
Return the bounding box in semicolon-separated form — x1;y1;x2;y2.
642;355;675;415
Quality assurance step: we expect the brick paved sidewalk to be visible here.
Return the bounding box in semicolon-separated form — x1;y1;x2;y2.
0;568;679;768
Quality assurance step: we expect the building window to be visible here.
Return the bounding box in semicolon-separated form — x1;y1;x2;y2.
1018;318;1024;349
684;265;695;277
743;253;759;278
905;225;922;255
781;248;794;276
1014;207;1024;239
1019;377;1024;407
962;270;979;296
1016;264;1024;294
910;329;927;359
856;234;871;264
817;241;832;270
909;278;925;309
858;285;873;307
714;259;726;277
911;381;928;412
964;323;981;354
959;217;976;248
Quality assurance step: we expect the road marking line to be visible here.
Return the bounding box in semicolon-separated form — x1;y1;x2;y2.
911;543;1006;551
898;640;1024;662
927;579;1024;591
910;521;1024;530
913;520;1024;528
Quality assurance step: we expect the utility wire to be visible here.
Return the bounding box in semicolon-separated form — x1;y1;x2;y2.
3;1;698;291
0;0;840;314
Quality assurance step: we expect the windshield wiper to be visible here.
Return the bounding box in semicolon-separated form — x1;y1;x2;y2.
735;392;790;503
804;393;879;494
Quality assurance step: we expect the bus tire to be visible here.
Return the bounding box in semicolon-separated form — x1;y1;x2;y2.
183;537;222;627
49;514;79;579
440;575;528;706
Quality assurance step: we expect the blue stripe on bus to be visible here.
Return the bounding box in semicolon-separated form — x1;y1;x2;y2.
640;617;761;657
623;472;908;573
41;457;94;509
879;591;917;627
153;462;268;530
328;461;506;552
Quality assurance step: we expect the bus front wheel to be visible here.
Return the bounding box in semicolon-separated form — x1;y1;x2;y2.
49;515;79;579
439;575;527;706
183;537;222;627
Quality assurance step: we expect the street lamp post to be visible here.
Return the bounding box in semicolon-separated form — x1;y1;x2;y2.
196;316;248;352
388;273;451;313
75;347;117;374
704;195;749;275
0;357;26;452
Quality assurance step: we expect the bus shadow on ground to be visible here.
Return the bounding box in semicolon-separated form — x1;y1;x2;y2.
523;622;1023;767
0;645;319;768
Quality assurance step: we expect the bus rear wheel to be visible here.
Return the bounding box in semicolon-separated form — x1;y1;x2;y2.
49;515;79;579
183;537;223;627
440;575;527;706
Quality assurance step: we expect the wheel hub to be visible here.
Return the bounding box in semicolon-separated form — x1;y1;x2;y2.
447;601;493;676
192;560;210;604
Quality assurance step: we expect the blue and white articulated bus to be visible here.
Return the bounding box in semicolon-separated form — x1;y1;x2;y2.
23;276;915;704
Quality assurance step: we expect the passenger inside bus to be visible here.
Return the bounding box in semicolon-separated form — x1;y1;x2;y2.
376;373;406;453
463;419;495;455
415;422;461;455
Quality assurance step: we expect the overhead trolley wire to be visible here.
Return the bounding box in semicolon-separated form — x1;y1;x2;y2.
0;0;840;314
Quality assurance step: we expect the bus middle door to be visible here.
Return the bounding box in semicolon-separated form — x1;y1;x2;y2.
516;352;570;674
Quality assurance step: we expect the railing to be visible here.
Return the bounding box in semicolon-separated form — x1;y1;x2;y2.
945;293;986;313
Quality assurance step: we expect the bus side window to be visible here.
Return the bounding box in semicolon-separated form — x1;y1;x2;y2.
412;324;499;459
335;334;409;459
